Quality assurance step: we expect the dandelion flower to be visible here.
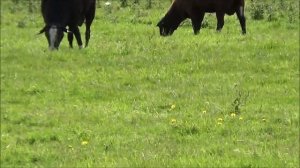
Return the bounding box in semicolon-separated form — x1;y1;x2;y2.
105;2;111;6
231;113;236;117
81;141;89;145
171;118;176;124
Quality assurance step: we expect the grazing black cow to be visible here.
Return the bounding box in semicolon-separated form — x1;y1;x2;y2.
39;0;96;50
157;0;246;36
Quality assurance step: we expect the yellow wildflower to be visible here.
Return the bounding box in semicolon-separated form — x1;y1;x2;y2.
81;141;89;145
171;104;176;110
170;118;176;124
202;110;207;114
231;113;236;117
239;116;243;120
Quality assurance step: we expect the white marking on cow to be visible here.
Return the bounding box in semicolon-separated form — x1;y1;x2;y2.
49;26;58;48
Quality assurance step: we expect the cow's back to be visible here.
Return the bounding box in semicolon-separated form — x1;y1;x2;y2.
41;0;95;26
41;0;71;25
175;0;241;14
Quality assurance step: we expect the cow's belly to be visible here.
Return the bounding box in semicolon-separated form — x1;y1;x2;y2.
205;7;216;13
225;9;236;15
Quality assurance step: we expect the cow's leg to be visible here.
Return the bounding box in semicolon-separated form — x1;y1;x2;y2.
191;12;205;35
216;12;225;32
85;25;91;48
85;2;96;47
68;32;74;48
72;26;83;49
236;6;246;34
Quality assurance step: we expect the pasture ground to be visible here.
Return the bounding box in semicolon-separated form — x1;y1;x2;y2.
1;0;299;167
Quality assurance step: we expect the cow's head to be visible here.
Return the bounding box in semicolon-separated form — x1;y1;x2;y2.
157;7;186;37
157;18;176;36
39;25;68;50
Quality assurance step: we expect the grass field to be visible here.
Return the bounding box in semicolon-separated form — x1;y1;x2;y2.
1;0;299;167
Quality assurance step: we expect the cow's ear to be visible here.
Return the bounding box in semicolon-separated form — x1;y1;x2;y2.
37;25;50;35
37;26;47;35
62;27;68;33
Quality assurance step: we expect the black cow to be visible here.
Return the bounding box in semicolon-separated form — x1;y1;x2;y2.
39;0;96;50
157;0;246;36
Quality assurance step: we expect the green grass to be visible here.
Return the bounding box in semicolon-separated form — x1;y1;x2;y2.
1;1;299;167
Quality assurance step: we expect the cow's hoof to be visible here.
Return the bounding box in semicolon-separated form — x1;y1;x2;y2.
193;31;200;35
